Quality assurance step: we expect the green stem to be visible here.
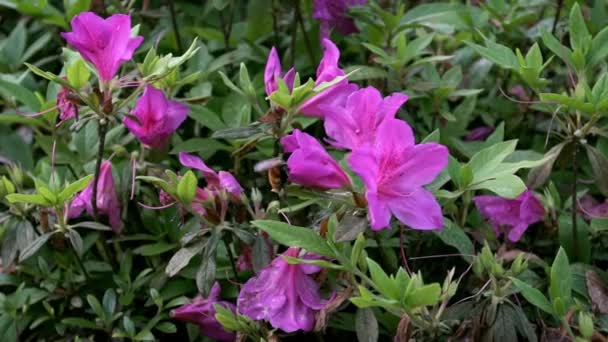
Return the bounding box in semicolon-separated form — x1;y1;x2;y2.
294;0;315;66
72;246;90;281
166;0;183;53
571;141;579;259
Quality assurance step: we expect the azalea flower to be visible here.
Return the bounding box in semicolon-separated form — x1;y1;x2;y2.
313;0;367;39
464;126;494;141
123;85;188;149
61;12;143;81
264;47;296;97
348;118;448;230
68;161;123;233
171;282;236;342
323;87;408;150
298;39;358;118
281;129;350;190
474;190;545;242
264;39;357;118
178;153;243;197
237;247;331;333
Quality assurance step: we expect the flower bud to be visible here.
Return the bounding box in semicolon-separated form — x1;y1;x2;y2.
578;312;594;339
510;253;527;275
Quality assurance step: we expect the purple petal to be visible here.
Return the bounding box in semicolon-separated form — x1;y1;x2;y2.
387;188;444;230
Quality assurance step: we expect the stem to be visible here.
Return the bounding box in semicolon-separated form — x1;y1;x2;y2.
223;237;239;282
571;141;578;258
294;0;315;66
289;5;298;67
72;247;90;280
373;232;395;274
272;0;280;47
166;0;183;54
552;0;564;34
460;191;471;227
92;119;108;220
399;225;412;275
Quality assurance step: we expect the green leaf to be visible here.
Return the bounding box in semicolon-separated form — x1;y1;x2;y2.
550;247;572;304
585;145;608;196
177;171;197;205
540;29;573;66
5;193;50;206
470;174;526;199
19;231;55;262
467;140;517;182
367;257;399;299
87;295;106;321
165;242;206;277
569;3;590;51
133;242;178;256
465;40;518;69
434;219;474;262
0;79;40;111
587;26;608;67
558;214;591;263
67;58;91;89
527;142;567;189
251;220;334;257
62;317;104;330
58;175;93;203
63;0;91;20
404;283;441;308
511;277;554;314
355;308;379;342
196;254;216;297
2;21;25;66
68;229;83;256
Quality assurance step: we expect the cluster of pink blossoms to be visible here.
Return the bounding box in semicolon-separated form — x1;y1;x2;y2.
60;12;189;231
267;38;449;232
56;9;547;341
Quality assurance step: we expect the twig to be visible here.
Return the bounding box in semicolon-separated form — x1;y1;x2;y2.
399;225;412;275
294;0;315;66
290;5;298;67
166;0;183;54
571;140;578;258
552;0;564;34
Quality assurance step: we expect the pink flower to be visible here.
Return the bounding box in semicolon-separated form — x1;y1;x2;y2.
178;153;243;197
281;129;350;190
124;86;188;149
298;39;358;118
237;247;331;333
348;118;448;231
313;0;367;39
61;12;143;81
264;47;295;97
57;86;78;121
264;39;357;118
324;87;408;150
474;190;545;242
171;282;236;342
464;126;494;141
68;161;123;233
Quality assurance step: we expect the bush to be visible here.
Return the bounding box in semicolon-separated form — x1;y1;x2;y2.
0;0;608;341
